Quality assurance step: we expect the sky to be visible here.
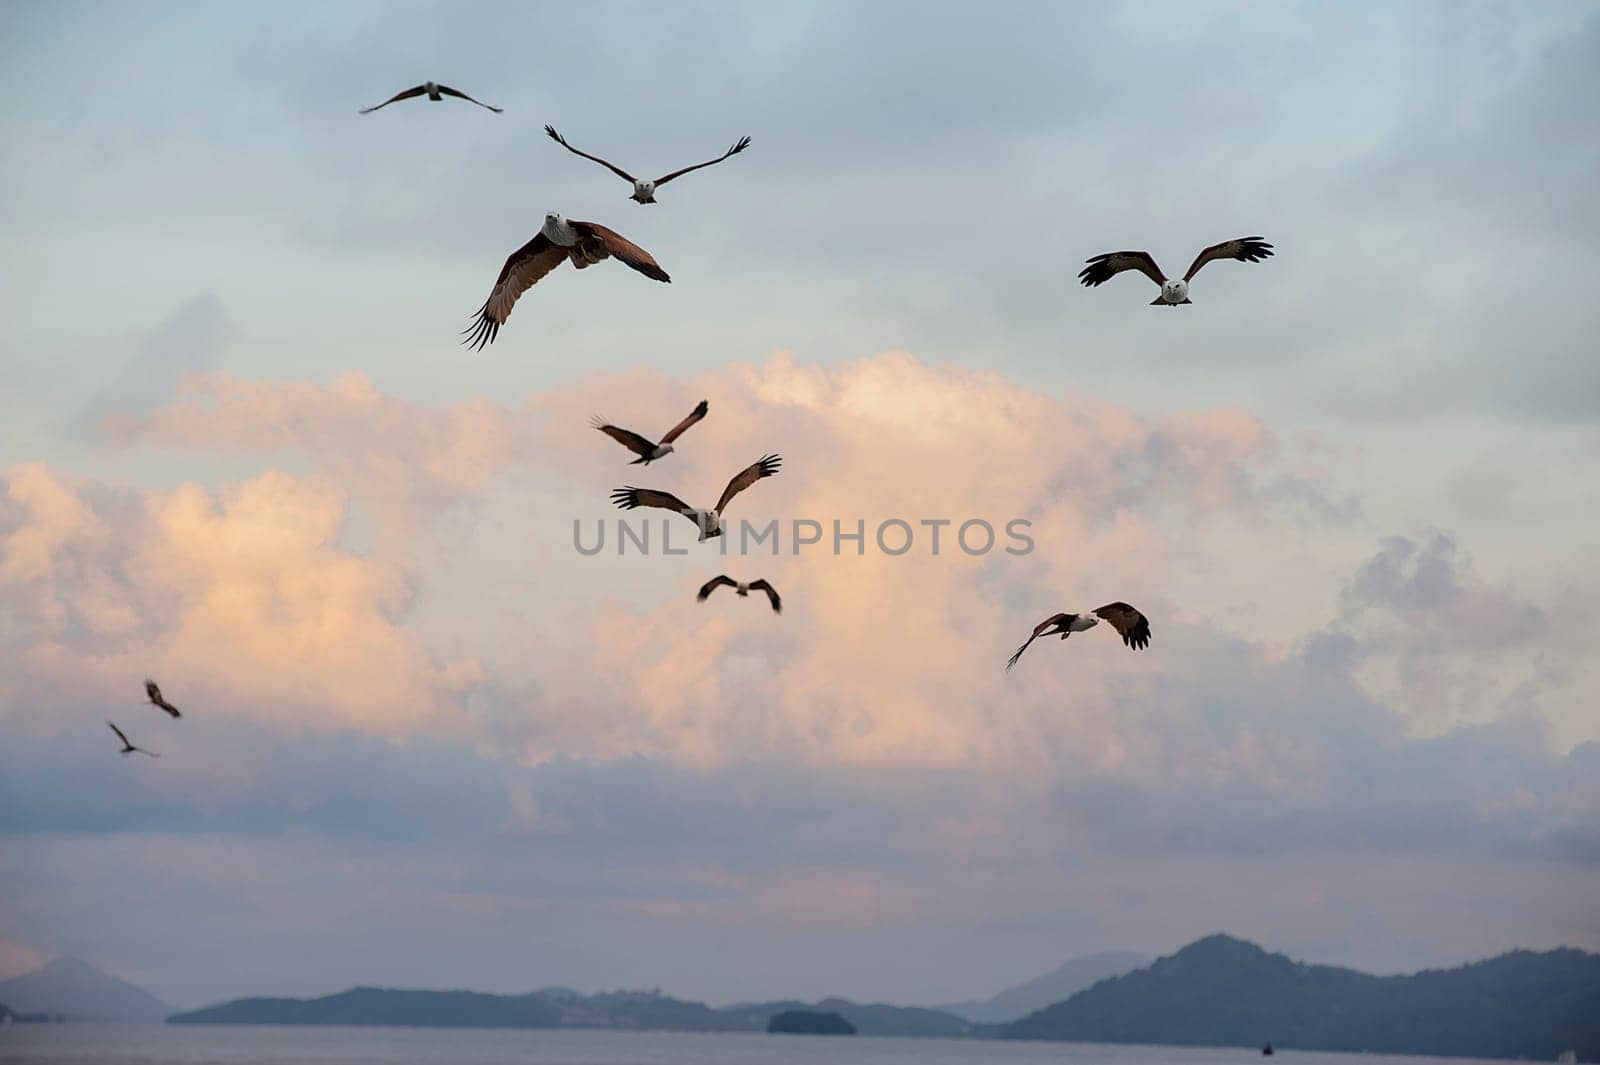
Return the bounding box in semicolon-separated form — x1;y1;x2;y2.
1;0;1598;1012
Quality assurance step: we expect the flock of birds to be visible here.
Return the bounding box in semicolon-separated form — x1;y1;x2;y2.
106;79;1280;757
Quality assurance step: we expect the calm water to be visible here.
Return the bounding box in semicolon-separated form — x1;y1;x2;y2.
0;1027;1524;1065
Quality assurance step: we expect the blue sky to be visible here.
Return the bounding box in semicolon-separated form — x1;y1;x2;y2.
1;1;1597;1009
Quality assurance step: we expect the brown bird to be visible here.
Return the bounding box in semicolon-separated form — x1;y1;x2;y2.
592;400;709;465
359;81;501;114
611;454;781;541
1006;602;1151;672
464;213;670;349
697;576;782;614
108;721;158;758
545;125;750;204
1078;237;1273;305
145;679;181;718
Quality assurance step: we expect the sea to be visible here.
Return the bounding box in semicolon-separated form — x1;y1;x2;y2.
0;1027;1531;1065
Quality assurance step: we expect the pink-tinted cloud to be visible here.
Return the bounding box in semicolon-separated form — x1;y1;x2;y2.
0;462;480;737
113;372;526;548
9;351;1591;783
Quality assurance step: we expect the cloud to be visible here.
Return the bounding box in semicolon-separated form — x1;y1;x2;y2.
1328;532;1581;733
41;352;1595;777
113;371;527;547
0;462;482;737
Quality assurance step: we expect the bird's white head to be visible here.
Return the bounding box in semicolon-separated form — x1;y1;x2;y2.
424;81;438;93
1161;278;1189;303
542;212;577;246
632;180;657;203
656;443;676;457
689;508;723;541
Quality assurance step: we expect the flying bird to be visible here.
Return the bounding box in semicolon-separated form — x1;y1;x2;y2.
359;81;501;114
464;213;670;349
108;721;158;758
144;679;181;719
592;400;709;465
1005;602;1151;672
545;125;751;204
697;575;782;614
611;454;781;541
1078;237;1273;305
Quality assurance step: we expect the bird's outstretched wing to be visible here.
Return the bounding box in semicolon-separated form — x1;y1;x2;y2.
1094;602;1151;650
1182;237;1273;281
359;85;428;114
653;135;752;186
108;721;131;747
747;578;782;614
611;487;694;515
1078;251;1167;289
569;222;671;283
659;400;709;445
1006;613;1073;672
715;454;781;516
544;126;637;183
463;234;567;349
435;84;502;112
144;678;180;718
697;575;738;601
591;418;658;459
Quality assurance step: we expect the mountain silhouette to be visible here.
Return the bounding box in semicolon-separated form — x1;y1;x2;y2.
1007;934;1600;1059
0;957;173;1023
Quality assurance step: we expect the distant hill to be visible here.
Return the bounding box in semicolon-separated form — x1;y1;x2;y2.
170;987;561;1028
939;950;1148;1023
1007;934;1600;1060
172;985;973;1037
768;1009;855;1035
0;957;173;1023
721;997;973;1037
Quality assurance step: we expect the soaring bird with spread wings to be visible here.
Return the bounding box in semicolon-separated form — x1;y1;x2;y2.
593;401;709;465
697;576;782;614
1006;602;1152;672
545;125;751;204
1078;237;1273;305
144;679;181;719
464;213;670;349
108;721;159;758
359;81;502;114
611;454;781;541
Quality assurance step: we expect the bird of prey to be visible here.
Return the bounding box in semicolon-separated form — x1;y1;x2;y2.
464;213;670;349
108;722;158;758
1078;237;1274;305
697;575;782;614
611;454;781;541
1005;602;1151;672
144;679;181;719
545;125;751;204
592;400;709;465
359;81;502;114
